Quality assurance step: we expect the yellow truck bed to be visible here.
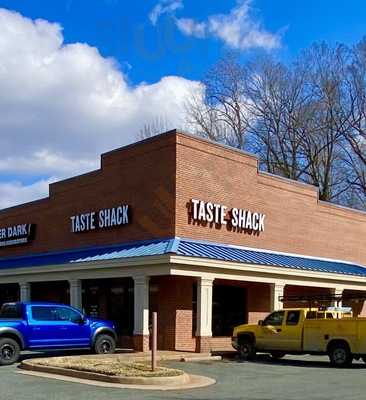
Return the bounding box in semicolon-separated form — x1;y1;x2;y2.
304;317;366;354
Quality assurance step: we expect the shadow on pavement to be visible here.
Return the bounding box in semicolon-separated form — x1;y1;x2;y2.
214;351;366;369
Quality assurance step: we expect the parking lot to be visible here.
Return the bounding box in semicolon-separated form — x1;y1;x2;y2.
1;353;366;400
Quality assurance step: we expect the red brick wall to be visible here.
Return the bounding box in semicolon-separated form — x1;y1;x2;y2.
0;135;177;257
175;133;366;266
247;283;271;324
151;276;196;351
2;130;366;266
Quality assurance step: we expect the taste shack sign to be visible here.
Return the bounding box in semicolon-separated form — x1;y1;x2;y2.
0;224;35;247
190;199;266;232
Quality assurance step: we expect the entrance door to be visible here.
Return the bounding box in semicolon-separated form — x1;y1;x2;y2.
212;285;247;337
83;278;134;337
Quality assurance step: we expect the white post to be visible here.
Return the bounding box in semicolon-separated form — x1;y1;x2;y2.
333;287;344;308
196;277;214;337
270;282;285;311
19;282;31;302
133;275;150;336
69;279;82;310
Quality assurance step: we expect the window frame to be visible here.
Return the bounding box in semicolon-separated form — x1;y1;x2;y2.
286;310;301;326
263;311;285;326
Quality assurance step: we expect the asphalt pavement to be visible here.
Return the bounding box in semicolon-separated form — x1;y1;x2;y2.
1;353;366;400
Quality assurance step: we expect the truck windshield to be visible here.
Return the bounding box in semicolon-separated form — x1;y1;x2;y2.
0;303;22;319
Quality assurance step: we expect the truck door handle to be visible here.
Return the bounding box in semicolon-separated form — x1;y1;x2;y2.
60;327;68;330
276;329;282;332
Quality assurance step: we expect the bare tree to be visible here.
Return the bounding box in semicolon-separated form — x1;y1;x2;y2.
185;42;366;209
341;39;366;206
296;43;350;201
136;116;173;141
244;57;312;180
186;52;251;149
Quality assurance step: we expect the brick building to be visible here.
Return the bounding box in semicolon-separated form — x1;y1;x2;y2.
1;130;366;352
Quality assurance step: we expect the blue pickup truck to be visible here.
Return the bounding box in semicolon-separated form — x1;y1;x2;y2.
0;302;117;365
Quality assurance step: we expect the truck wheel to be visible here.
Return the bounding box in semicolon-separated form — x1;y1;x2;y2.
0;338;20;366
94;334;116;355
328;343;353;367
270;351;286;360
238;340;256;361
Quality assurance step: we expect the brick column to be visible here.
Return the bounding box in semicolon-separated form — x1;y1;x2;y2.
133;275;150;352
19;282;31;302
270;282;285;311
196;277;214;353
69;279;82;310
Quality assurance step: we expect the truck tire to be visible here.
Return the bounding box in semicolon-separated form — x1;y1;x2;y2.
270;351;286;360
94;334;116;355
238;339;256;361
0;337;20;366
328;342;353;368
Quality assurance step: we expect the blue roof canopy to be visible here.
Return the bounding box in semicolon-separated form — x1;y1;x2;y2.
0;237;366;278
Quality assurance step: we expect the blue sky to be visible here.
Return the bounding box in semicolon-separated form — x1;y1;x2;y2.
1;0;366;84
0;0;366;208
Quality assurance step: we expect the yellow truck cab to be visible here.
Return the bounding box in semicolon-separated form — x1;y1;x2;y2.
232;306;366;367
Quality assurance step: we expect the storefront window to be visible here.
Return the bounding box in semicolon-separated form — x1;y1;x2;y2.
82;278;134;336
192;283;247;337
31;281;69;304
212;285;247;336
0;284;19;307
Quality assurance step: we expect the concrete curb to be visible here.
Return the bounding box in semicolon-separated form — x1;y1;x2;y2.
182;355;222;362
18;360;216;391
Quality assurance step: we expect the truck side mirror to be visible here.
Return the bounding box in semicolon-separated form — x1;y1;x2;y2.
258;320;263;326
75;315;86;325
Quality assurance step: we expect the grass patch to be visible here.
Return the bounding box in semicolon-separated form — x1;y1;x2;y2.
33;357;183;378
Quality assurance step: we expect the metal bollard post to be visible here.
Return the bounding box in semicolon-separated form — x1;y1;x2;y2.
152;312;157;371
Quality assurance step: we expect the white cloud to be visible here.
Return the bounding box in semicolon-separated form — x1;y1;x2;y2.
0;8;201;209
206;0;281;50
0;178;56;210
173;0;282;51
175;18;206;38
149;0;183;26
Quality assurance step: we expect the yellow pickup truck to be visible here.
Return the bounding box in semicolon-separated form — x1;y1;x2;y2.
232;308;366;367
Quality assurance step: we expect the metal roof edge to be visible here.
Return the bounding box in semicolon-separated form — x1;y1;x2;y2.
177;237;366;269
0;237;176;263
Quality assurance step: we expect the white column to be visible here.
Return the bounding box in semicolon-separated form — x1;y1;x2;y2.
196;277;214;337
270;282;285;311
333;287;344;308
19;282;31;302
69;279;82;310
133;275;150;336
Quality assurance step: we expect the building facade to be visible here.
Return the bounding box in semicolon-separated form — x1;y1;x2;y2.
1;130;366;352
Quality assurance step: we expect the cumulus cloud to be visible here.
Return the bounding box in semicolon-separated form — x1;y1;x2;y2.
149;0;183;26
0;8;200;209
151;0;282;51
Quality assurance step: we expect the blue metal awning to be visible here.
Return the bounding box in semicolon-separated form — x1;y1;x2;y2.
0;237;366;278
